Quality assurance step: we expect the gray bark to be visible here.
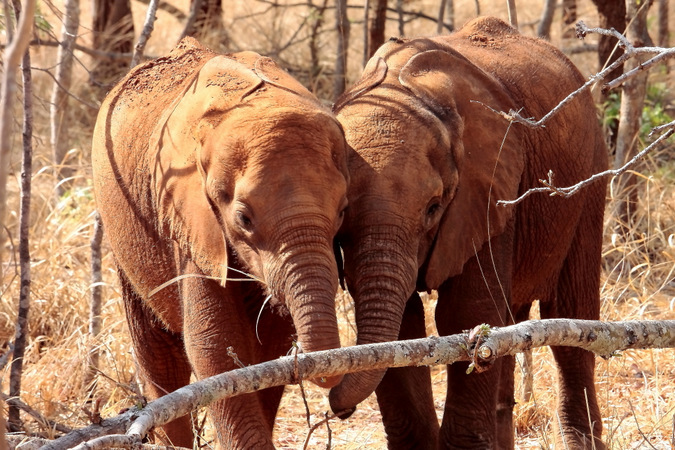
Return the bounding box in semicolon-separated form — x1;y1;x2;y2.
334;0;350;100
40;319;675;449
362;0;369;67
130;0;159;68
84;213;104;394
7;0;34;433
0;0;34;279
657;0;668;48
537;0;555;38
50;0;79;197
506;0;518;28
612;0;653;237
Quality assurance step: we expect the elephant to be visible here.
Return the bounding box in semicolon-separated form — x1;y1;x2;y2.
92;37;349;449
329;17;608;449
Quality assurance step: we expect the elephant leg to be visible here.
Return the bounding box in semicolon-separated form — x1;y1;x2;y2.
181;264;277;449
436;233;513;449
119;269;194;448
375;292;439;449
254;301;297;429
540;219;605;450
495;303;531;449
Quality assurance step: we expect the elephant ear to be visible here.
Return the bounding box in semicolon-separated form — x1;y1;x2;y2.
253;56;316;99
151;55;266;283
400;49;525;288
334;56;388;111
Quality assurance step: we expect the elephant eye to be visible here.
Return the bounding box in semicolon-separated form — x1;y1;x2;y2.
426;202;441;217
235;210;253;231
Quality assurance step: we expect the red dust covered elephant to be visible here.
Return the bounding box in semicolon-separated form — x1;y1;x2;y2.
92;38;349;448
330;17;608;449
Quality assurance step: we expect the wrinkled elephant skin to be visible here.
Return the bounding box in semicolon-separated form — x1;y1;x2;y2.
331;17;608;450
92;38;349;449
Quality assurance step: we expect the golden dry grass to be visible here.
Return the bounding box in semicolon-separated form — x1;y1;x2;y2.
1;0;675;448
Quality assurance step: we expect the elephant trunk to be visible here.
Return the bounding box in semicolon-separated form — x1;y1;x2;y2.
266;222;344;388
329;229;417;414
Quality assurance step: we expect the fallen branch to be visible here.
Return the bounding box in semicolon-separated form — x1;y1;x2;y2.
40;319;675;450
0;393;72;435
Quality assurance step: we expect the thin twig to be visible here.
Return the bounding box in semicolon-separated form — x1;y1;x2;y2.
1;392;73;434
303;412;337;450
33;67;98;110
130;0;159;68
497;122;675;206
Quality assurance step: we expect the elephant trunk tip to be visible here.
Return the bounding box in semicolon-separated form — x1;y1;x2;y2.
311;374;343;389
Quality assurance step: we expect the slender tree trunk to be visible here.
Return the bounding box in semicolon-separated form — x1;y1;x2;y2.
396;0;404;36
657;0;668;72
84;213;104;395
612;0;653;240
0;0;34;278
50;0;79;198
91;0;134;92
183;0;228;49
537;0;556;38
130;0;159;68
437;0;447;35
307;0;329;93
368;0;387;58
334;0;350;100
506;0;518;28
362;0;369;67
562;0;577;39
591;0;627;84
179;0;202;41
8;0;34;432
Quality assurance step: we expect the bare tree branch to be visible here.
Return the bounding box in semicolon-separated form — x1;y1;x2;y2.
50;0;80;197
39;319;675;449
0;0;35;279
497;122;674;206
130;0;159;68
488;21;675;207
7;0;35;433
1;392;73;435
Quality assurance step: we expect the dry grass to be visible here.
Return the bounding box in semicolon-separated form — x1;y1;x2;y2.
1;0;674;448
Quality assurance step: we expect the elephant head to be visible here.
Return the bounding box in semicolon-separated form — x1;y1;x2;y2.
93;38;349;390
329;37;524;410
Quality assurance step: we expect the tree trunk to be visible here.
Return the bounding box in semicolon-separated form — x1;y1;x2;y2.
591;0;627;85
612;0;653;240
50;0;79;198
437;0;447;35
8;0;34;432
84;213;104;395
657;0;668;49
396;0;404;36
368;0;387;58
506;0;518;28
183;0;228;49
537;0;556;38
91;0;134;92
0;0;34;278
307;0;329;93
334;0;350;100
362;0;369;67
562;0;577;39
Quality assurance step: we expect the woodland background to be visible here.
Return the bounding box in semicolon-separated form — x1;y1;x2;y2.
1;0;675;448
